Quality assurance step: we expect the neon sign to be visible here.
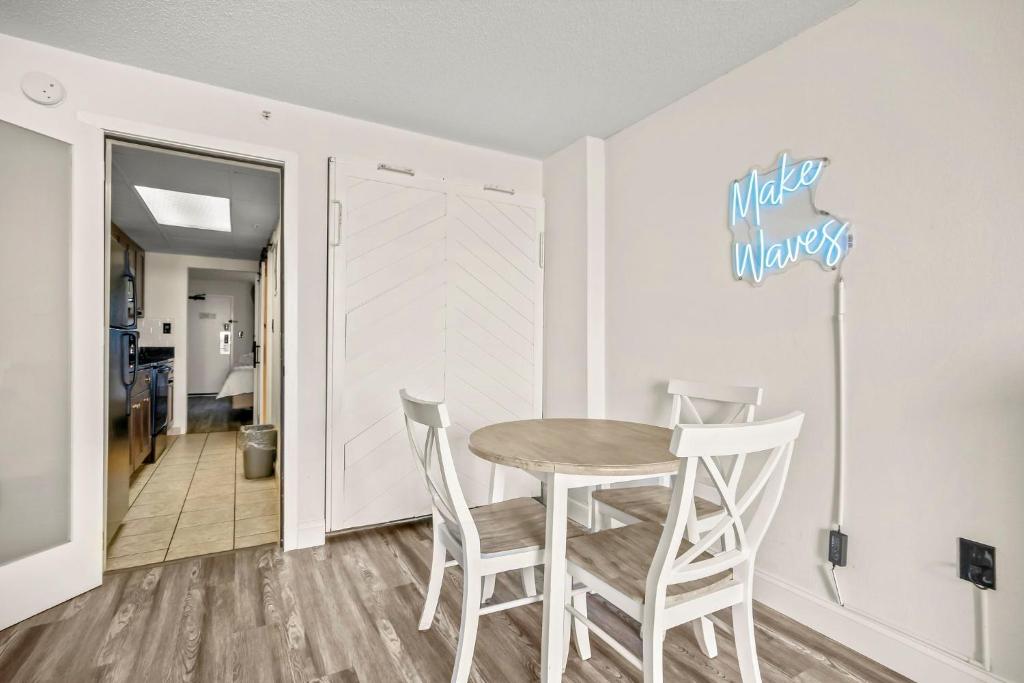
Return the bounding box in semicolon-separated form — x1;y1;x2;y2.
728;153;851;284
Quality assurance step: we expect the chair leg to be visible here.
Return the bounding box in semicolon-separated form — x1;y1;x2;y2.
453;565;482;683
520;567;537;597
591;485;606;531
732;596;761;682
641;624;664;683
562;576;572;672
572;590;591;660
419;533;446;630
693;617;718;658
482;574;496;603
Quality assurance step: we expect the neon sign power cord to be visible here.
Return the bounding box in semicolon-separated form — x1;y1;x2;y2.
826;274;847;607
828;273;993;673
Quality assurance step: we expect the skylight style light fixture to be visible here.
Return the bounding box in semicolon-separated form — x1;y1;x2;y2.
135;186;232;232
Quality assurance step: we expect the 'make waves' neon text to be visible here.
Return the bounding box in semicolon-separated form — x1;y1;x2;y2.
729;154;849;283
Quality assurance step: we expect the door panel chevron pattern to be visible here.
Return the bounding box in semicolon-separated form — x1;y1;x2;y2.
445;194;541;507
338;177;447;529
331;173;542;531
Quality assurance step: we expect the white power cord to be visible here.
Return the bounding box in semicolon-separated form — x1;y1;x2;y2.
828;274;847;607
830;273;995;674
836;275;846;531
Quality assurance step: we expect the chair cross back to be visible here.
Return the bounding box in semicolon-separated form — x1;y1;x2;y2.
400;389;480;554
401;389;593;682
665;379;764;495
650;413;804;597
667;379;762;425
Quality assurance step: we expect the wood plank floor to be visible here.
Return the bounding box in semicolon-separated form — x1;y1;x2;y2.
0;520;910;682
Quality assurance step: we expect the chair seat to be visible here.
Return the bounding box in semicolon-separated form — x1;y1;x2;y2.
592;485;722;525
469;497;587;554
566;522;733;604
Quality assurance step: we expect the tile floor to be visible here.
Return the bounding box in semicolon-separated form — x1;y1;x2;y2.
106;430;280;570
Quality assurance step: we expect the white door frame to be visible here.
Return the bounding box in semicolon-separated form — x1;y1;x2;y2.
0;93;105;629
79;112;307;552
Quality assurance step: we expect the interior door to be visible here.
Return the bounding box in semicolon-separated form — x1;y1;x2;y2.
187;294;233;394
327;162;543;531
443;189;545;504
0;94;104;630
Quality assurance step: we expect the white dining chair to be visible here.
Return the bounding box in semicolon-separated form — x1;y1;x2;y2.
400;389;591;683
591;379;764;534
565;412;804;682
591;379;763;658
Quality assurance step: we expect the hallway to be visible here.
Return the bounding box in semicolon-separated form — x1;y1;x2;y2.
106;431;279;570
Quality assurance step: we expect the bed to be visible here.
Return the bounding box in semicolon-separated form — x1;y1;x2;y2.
217;365;254;409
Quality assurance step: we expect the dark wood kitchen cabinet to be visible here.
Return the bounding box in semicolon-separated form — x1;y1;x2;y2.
129;374;152;474
111;222;146;318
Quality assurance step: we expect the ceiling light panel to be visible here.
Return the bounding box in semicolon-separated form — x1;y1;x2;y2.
135;186;231;232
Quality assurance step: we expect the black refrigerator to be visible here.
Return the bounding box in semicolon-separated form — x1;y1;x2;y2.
107;241;138;544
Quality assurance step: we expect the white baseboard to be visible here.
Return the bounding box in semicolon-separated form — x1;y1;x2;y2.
754;569;1008;683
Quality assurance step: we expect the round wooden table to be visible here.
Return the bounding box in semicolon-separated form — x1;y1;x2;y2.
468;418;677;475
468;418;678;682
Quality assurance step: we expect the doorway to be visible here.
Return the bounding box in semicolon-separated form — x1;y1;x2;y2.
186;268;262;432
104;139;284;569
187;293;234;396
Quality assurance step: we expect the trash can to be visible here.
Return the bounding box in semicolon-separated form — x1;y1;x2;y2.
240;423;276;449
241;424;277;479
243;443;276;479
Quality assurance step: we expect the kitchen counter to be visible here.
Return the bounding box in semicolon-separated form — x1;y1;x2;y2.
139;345;174;365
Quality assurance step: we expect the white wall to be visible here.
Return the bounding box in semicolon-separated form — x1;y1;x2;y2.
601;1;1023;680
542;139;590;418
187;277;256;370
141;253;258;433
0;33;541;548
542;136;606;419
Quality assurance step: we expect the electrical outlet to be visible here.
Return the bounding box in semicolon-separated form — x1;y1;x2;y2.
162;322;172;334
828;529;848;567
958;538;995;590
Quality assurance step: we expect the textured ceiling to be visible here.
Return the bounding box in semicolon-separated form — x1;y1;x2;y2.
111;143;280;260
0;0;854;157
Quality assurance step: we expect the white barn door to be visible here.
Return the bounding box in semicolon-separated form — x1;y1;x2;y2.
443;191;544;507
327;163;542;532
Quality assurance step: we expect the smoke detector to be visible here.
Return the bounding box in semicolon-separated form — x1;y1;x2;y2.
21;72;65;106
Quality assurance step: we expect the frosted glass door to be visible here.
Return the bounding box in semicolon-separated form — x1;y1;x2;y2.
0;119;71;564
0;96;103;631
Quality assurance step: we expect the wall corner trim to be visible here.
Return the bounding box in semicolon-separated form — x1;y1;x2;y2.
754;570;1010;683
583;135;607;420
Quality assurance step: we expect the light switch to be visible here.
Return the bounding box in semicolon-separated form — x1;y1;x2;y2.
163;322;172;334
